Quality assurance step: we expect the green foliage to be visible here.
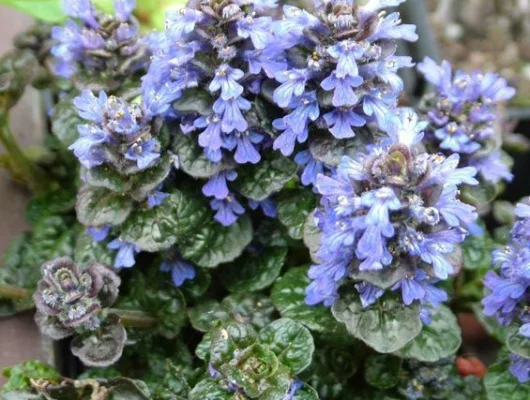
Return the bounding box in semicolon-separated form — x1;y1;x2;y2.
365;354;402;390
396;305;462;362
1;361;60;394
271;267;344;334
189;293;275;332
331;292;422;353
76;186;133;227
484;353;529;400
180;215;253;268
235;153;298;201
221;248;287;293
194;319;317;400
50;93;83;147
276;189;316;240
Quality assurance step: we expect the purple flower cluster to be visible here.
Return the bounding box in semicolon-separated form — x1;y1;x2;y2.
270;0;418;184
306;108;478;321
69;83;178;171
145;0;284;225
51;0;148;83
483;201;530;382
418;57;515;184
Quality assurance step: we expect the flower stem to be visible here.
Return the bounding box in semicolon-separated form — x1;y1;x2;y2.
0;283;30;300
106;308;157;329
0;113;49;194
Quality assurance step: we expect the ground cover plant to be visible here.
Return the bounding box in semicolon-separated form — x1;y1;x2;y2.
0;0;528;399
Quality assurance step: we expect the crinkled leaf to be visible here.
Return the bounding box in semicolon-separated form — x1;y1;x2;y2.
129;155;172;201
107;378;151;400
221;248;287;293
292;384;320;400
209;323;258;367
462;228;493;271
140;285;187;339
0;49;40;110
484;353;529;400
364;354;402;389
173;133;230;178
71;314;126;367
173;88;213;115
84;165;126;193
180;268;211;303
506;325;530;359
76;186;133;227
258;318;315;375
235;153;298;201
309;136;363;166
74;232;114;267
277;190;316;240
350;259;411;290
303;212;321;263
1;361;60;394
50;93;83;147
331;292;422;353
189;379;234;400
396;305;461;362
120;194;183;252
271;267;344;333
180;215;252;268
25;188;76;226
461;182;499;207
189;293;275;332
220;344;281;398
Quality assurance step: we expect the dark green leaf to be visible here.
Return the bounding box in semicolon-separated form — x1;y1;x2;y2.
461;182;499;207
108;378;151;400
189;293;275;332
484;353;530;400
271;267;344;333
331;292;422;353
84;165;126;193
462;228;493;271
189;379;234;400
173;88;213;115
0;49;39;110
277;190;316;239
506;325;530;359
129;155;172;201
180;215;253;268
76;186;133;227
235;153;298;201
292;384;319;400
74;232;114;267
364;354;402;389
258;318;315;375
50;93;83;147
221;248;287;293
180;268;211;303
25;188;76;226
396;305;461;362
142;287;187;339
309;136;363;166
209;323;258;367
172;133;231;178
350;259;411;290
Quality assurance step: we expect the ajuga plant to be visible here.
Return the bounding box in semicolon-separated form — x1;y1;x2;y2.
0;0;529;399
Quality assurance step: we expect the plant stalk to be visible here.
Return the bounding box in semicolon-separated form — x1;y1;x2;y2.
106;308;157;329
0;283;30;300
0;113;49;194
